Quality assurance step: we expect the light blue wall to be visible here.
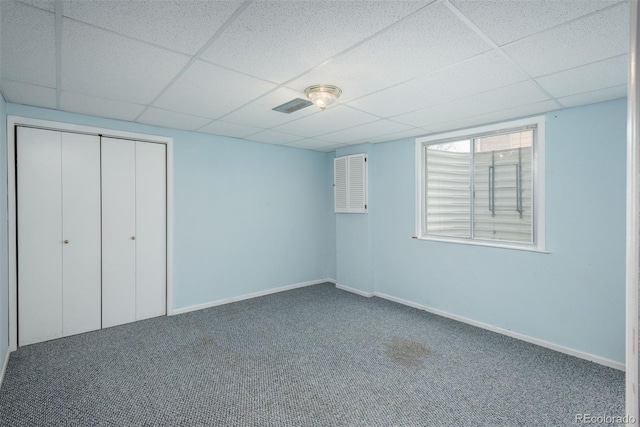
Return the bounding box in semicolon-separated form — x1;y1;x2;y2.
3;98;626;365
323;152;337;279
337;98;625;363
335;144;375;293
6;103;335;310
0;94;7;367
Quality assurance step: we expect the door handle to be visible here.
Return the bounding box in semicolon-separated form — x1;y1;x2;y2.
131;236;136;240
63;240;69;244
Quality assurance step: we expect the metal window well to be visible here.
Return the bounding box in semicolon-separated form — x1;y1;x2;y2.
487;148;525;218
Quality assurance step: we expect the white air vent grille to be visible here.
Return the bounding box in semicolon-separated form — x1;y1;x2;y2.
272;98;313;114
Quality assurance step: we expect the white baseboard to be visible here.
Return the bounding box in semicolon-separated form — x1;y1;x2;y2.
172;279;334;315
335;283;374;298
0;348;10;389
336;284;624;371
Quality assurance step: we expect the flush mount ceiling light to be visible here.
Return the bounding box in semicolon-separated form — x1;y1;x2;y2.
304;84;342;111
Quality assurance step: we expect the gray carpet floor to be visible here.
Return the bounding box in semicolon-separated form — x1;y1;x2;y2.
0;283;624;426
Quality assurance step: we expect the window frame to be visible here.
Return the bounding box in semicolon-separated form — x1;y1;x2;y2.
415;116;546;252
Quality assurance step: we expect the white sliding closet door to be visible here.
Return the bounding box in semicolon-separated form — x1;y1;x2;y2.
102;138;166;327
17;128;63;346
17;128;101;346
61;133;101;336
101;138;137;328
135;142;166;320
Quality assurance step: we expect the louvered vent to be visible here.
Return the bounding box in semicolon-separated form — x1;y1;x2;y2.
334;157;348;212
272;98;313;114
334;154;367;213
348;155;365;211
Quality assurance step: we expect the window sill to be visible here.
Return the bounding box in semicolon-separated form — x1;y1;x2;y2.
413;235;549;254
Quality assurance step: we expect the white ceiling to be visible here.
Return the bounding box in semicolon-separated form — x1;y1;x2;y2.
0;0;630;152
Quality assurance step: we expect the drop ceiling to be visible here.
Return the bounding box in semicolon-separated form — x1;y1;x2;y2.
0;0;630;152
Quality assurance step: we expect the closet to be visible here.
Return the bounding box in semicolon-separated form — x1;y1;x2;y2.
17;127;167;346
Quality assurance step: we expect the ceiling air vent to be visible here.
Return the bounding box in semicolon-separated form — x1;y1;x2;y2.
272;98;313;114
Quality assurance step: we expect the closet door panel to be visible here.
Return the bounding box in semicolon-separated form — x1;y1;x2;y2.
17;127;63;346
101;137;136;328
61;133;101;336
135;142;167;320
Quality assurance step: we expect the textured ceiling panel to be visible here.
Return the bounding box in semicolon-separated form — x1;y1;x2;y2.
198;120;264;139
63;0;242;55
393;81;550;128
15;0;54;12
153;60;277;119
363;128;429;144
200;0;432;83
286;3;491;103
62;19;190;104
137;107;212;131
1;1;56;87
558;84;627;108
536;55;628;98
451;0;623;46
320;119;413;144
426;100;559;134
60;91;146;121
285;139;346;152
246;129;301;145
348;51;528;117
503;3;629;77
1;79;56;108
221;87;317;129
273;105;379;137
0;0;630;148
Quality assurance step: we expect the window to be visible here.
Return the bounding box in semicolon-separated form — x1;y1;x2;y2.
416;117;545;251
334;153;368;213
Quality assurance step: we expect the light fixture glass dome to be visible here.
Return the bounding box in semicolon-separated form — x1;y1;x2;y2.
304;85;342;110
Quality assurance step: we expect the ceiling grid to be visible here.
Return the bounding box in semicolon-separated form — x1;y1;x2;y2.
0;0;630;151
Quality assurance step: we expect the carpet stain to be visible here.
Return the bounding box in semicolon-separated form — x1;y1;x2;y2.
191;336;217;357
385;338;431;367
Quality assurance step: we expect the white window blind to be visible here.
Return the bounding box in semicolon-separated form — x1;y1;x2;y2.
417;117;544;251
425;141;471;238
334;154;367;213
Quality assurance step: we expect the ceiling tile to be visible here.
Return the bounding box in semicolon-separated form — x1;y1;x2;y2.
535;55;628;98
320;119;413;144
1;79;56;108
285;139;346;152
1;1;55;87
286;3;491;103
393;81;550;128
200;0;432;83
451;0;623;46
365;128;429;144
222;87;317;129
246;130;301;145
503;3;629;77
62;19;190;104
63;0;242;55
273;105;379;137
137;107;211;131
198;120;264;139
154;60;276;119
426;100;559;134
558;84;627;108
348;50;528;117
16;0;54;12
60;91;145;121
